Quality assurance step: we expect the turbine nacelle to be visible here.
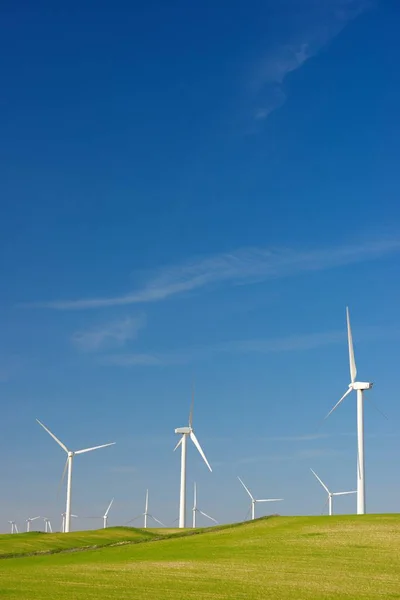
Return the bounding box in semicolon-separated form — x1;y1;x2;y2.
351;382;373;391
175;426;192;434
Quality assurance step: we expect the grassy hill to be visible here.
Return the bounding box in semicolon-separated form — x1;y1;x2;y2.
1;515;399;599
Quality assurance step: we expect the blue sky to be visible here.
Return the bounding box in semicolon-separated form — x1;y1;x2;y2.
1;0;400;532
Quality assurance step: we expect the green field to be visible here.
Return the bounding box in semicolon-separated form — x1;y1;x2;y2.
1;515;399;599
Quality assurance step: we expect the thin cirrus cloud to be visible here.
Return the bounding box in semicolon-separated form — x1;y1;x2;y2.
100;324;399;368
22;239;400;310
250;0;372;122
72;315;146;352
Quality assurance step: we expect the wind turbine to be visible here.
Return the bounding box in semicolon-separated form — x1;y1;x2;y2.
61;513;78;533
192;482;218;528
8;521;19;534
174;389;212;528
36;418;115;533
26;516;41;532
85;498;114;529
43;518;53;533
310;469;356;516
127;490;165;528
238;477;283;520
325;307;373;515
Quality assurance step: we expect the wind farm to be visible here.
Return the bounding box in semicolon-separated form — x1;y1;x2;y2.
1;308;391;536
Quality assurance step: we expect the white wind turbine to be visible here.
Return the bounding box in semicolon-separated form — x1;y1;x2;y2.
36;419;115;533
192;482;218;528
174;390;212;528
43;517;53;533
26;516;41;532
61;513;78;533
310;469;356;516
85;498;114;529
238;477;283;520
8;521;19;534
325;307;373;515
127;490;165;528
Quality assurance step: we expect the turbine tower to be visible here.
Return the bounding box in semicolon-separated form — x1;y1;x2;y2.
36;419;115;533
43;518;53;533
127;490;165;528
8;521;19;534
192;482;218;528
238;477;283;520
26;516;40;532
61;513;78;533
310;469;356;516
325;307;373;514
174;388;212;528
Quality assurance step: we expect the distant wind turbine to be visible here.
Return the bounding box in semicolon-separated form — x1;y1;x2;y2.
61;513;78;533
174;388;212;528
238;477;283;520
127;490;165;528
310;469;356;515
36;418;115;533
85;498;114;529
192;482;218;528
325;308;373;515
8;521;19;534
26;516;40;532
43;518;53;533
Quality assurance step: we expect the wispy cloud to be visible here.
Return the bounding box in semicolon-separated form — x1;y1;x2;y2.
72;315;146;352
237;448;340;465
266;434;330;442
101;324;399;368
22;239;399;310
249;0;372;122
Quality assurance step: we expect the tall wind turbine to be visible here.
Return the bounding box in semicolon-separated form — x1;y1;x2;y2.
325;307;373;515
36;419;115;533
192;482;218;528
43;518;53;533
238;477;283;520
127;490;165;528
8;521;19;534
310;469;356;516
26;516;40;532
174;389;212;528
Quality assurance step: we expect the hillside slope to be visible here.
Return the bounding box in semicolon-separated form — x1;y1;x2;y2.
1;515;399;599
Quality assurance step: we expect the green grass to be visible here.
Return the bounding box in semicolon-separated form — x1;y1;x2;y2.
0;526;159;558
1;515;400;599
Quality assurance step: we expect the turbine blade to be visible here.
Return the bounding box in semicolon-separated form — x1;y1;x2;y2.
58;457;69;496
333;491;357;496
320;497;329;515
256;499;283;502
325;387;353;420
104;498;114;517
310;469;330;494
198;510;218;524
346;307;357;384
244;506;251;521
75;442;115;454
31;516;41;521
173;436;183;452
189;432;212;472
126;515;141;525
193;482;197;508
237;476;254;500
149;515;166;527
189;383;195;428
36;419;68;453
